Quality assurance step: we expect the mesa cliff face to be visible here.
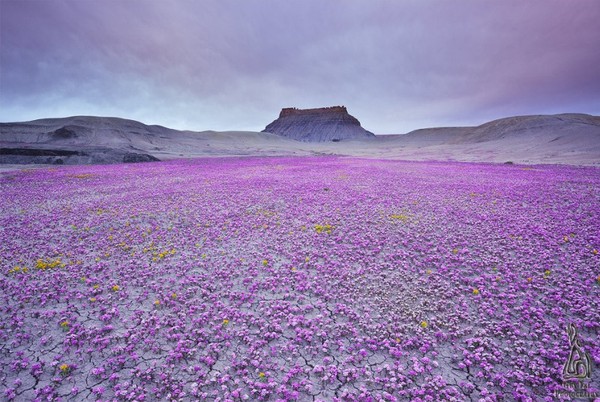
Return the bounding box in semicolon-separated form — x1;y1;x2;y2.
262;106;375;142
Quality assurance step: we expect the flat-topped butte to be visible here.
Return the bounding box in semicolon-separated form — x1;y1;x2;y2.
263;106;375;142
278;106;349;117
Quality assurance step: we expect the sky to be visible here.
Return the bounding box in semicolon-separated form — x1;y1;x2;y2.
1;0;599;134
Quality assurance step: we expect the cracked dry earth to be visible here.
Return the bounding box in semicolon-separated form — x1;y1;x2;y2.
1;156;599;401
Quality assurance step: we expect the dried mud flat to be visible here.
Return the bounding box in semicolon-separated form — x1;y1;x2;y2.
1;157;599;401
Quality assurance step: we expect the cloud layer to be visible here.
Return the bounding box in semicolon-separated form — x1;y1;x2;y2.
2;0;599;133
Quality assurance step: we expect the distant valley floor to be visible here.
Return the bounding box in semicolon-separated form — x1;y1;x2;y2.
1;113;599;168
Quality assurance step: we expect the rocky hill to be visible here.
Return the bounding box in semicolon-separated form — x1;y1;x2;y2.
262;106;375;142
0;116;312;165
398;113;600;146
0;117;170;165
1;113;599;167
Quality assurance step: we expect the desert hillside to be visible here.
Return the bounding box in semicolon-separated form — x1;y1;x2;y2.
1;113;599;166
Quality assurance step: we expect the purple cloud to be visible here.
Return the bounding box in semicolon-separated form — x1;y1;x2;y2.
1;0;599;133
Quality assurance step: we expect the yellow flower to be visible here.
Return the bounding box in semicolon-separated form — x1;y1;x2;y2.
154;299;161;306
452;248;458;255
258;372;266;378
420;321;428;328
222;319;230;326
527;277;533;283
390;214;409;222
593;249;598;255
60;320;69;329
314;224;333;234
171;293;177;299
291;267;297;272
544;270;551;278
472;288;480;295
262;259;268;266
426;269;432;275
36;259;47;270
111;285;120;292
89;297;97;302
59;364;70;374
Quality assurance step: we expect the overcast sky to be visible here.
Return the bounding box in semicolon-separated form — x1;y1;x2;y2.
1;0;599;134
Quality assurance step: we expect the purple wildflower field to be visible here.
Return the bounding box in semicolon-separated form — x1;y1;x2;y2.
1;156;599;401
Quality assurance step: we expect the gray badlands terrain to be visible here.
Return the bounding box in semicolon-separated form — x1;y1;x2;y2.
262;106;375;142
1;108;599;167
